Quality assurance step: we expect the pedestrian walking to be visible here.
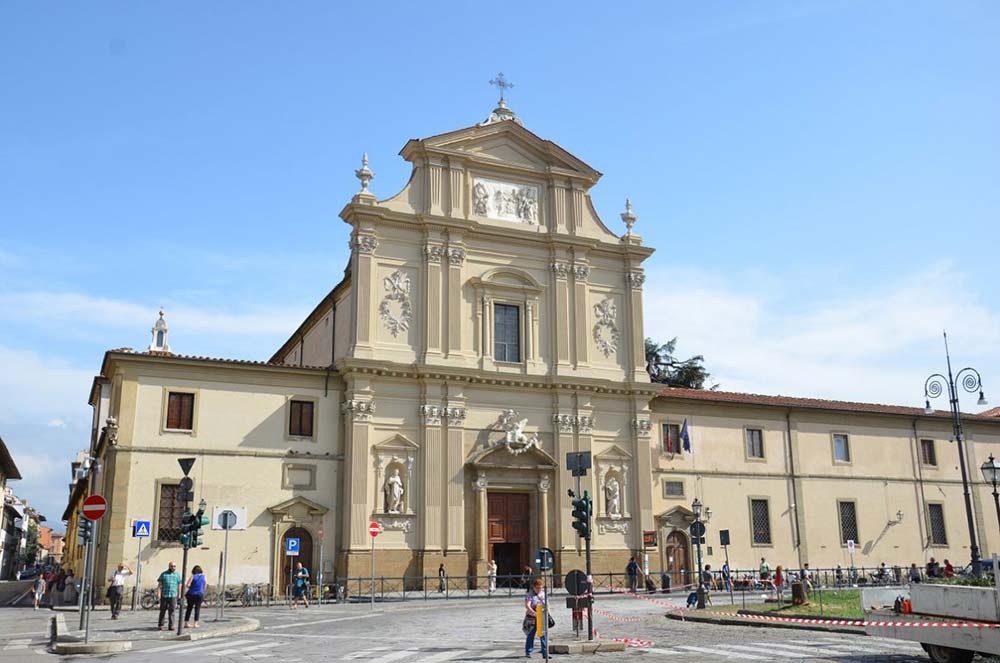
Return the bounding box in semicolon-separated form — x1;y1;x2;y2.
721;561;732;593
107;563;132;619
626;557;640;593
801;563;813;592
62;569;78;605
758;557;770;582
774;565;785;602
487;559;498;594
155;561;182;631
183;565;206;627
523;578;550;658
32;575;46;610
438;563;447;593
908;563;921;583
701;564;715;606
291;562;310;609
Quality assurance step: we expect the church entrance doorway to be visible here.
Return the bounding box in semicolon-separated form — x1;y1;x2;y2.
281;527;313;594
488;492;530;587
664;530;689;589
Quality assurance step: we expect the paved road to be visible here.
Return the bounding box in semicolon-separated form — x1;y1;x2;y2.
0;594;937;662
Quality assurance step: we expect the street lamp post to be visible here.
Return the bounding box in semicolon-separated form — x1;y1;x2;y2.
923;331;988;577
981;454;1000;532
692;498;708;609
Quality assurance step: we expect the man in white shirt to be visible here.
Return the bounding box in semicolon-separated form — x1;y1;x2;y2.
107;563;133;619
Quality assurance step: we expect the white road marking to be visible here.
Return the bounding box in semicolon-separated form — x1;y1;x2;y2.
756;642;848;656
726;644;811;658
476;649;514;659
343;646;392;659
408;651;464;663
644;647;683;655
211;641;284;656
267;612;380;630
818;636;922;651
3;639;31;650
143;638;257;653
676;645;768;660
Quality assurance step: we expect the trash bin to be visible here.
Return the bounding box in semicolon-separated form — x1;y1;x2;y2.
661;572;672;593
791;581;807;605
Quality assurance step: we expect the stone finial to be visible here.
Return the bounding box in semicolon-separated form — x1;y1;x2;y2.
355;153;375;193
620;198;637;236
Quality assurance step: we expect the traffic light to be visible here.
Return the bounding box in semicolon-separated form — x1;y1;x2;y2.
77;513;93;545
179;509;195;548
192;501;209;547
572;491;592;539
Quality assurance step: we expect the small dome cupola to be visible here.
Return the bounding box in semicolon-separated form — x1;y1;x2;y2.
149;309;171;353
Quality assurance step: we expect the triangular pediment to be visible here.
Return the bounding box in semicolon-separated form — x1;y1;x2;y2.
595;444;632;461
403;121;602;184
268;496;328;516
373;433;419;452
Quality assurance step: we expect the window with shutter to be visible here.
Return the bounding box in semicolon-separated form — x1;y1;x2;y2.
745;428;765;459
920;439;937;466
289;400;314;437
166;392;195;430
832;433;851;462
662;423;682;454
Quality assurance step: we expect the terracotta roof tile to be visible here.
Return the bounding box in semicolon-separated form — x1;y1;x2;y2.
657;387;1000;423
107;349;330;371
981;406;1000;417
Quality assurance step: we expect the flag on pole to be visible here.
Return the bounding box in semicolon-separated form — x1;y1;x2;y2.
680;419;691;452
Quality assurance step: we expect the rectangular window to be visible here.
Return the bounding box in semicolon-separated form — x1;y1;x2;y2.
289;400;314;437
662;480;684;498
832;433;851;462
920;439;937;466
838;501;859;544
662;423;682;454
750;498;772;545
928;504;948;545
157;483;184;542
493;304;520;363
166;392;195;430
745;428;765;459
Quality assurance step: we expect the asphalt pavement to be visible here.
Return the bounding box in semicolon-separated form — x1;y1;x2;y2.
0;593;937;662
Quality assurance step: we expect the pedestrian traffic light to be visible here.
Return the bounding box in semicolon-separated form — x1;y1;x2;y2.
77;514;93;545
572;491;592;539
191;501;209;547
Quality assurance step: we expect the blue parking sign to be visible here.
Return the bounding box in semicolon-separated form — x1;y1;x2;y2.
133;520;151;538
285;537;300;556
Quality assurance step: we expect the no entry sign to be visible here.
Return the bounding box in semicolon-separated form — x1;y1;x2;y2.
82;495;108;521
368;521;382;537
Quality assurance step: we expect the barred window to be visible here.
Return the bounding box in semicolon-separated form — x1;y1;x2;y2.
920;439;937;466
663;423;682;454
745;428;765;459
928;504;948;545
838;501;859;544
494;304;520;362
157;483;184;542
750;498;772;544
832;433;851;462
663;480;684;497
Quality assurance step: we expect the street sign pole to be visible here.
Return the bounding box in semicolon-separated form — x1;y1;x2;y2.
78;527;91;631
132;535;142;611
317;529;324;606
222;526;230;618
370;529;375;610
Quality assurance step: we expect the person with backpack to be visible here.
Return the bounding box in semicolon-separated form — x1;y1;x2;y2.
292;562;310;609
626;557;641;593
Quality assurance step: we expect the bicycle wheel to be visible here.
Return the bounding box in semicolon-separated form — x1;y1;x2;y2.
141;593;157;610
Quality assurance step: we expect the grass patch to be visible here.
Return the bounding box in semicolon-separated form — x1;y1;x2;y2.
704;589;863;620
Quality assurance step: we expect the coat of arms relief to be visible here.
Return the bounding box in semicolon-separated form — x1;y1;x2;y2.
379;270;412;337
497;409;539;456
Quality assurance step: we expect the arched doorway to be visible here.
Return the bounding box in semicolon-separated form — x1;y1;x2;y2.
281;527;313;593
664;530;689;589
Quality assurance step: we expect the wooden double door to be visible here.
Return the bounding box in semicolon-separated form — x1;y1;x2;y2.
488;492;530;580
664;530;690;587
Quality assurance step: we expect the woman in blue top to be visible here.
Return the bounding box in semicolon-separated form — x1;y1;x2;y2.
184;565;207;628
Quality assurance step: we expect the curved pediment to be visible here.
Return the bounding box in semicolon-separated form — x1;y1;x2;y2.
467;442;557;469
469;267;543;293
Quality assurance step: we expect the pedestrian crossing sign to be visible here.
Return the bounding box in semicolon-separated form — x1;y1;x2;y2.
133;520;151;538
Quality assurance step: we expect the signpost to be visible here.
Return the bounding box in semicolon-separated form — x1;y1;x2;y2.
564;569;591;638
847;539;856;583
566;451;594;641
218;510;237;619
285;536;300;604
317;528;324;605
535;548;554;661
368;522;382;611
176;457;196;637
131;520;151;610
79;494;108;642
719;529;733;605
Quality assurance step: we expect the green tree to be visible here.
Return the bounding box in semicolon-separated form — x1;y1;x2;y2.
644;337;717;389
18;521;40;568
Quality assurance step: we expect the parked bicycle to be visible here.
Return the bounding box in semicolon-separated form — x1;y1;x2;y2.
140;587;158;610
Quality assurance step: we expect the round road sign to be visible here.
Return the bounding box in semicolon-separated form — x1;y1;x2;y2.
82;495;108;521
689;521;706;538
565;569;589;596
368;521;382;537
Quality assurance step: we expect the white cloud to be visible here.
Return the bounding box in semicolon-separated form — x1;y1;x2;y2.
0;291;308;336
46;418;66;428
0;346;93;426
644;262;1000;406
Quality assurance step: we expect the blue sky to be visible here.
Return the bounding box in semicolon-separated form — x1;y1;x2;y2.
1;1;998;527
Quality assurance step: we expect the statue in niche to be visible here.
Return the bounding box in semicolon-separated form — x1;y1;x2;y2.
473;182;489;215
383;468;405;514
605;476;621;517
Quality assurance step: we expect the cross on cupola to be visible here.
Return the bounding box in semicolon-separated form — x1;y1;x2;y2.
481;72;523;127
149;309;171;353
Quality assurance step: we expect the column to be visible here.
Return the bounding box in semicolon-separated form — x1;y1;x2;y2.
474;472;488;562
420;395;444;552
539;475;551;551
551;260;572;373
625;269;647;382
630;402;654;551
446;236;465;357
445;387;467;551
427;158;444;217
423;241;444;360
349;226;378;357
572;262;589;367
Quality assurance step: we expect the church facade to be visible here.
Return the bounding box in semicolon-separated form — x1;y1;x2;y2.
76;101;1000;595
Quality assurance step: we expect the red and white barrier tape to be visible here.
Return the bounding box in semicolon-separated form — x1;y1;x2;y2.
608;587;685;615
593;607;642;623
712;612;1000;629
591;629;653;648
